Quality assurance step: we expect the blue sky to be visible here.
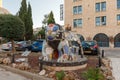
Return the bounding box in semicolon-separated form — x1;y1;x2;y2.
3;0;64;28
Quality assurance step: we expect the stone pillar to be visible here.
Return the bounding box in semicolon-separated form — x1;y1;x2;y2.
109;42;114;48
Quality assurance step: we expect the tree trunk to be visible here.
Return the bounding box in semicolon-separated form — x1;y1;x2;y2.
11;39;16;63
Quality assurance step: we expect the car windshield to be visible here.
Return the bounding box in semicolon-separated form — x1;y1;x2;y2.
85;41;96;46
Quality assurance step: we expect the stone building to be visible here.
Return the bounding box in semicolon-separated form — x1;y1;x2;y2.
0;0;10;14
64;0;120;47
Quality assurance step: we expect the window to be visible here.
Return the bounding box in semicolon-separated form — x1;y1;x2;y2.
96;17;100;26
73;0;81;2
117;0;120;9
96;16;106;26
78;19;82;27
73;19;77;27
95;2;106;12
73;0;77;2
78;6;82;14
73;19;82;27
73;6;77;14
101;16;106;25
101;2;106;11
117;14;120;25
73;6;82;14
117;14;120;20
96;3;100;12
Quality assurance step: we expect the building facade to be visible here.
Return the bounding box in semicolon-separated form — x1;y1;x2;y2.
64;0;120;47
0;0;9;14
0;0;2;7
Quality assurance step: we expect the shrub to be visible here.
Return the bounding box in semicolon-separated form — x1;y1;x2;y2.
55;71;65;80
82;68;104;80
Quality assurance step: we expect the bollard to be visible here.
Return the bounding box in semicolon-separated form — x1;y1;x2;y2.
98;56;101;67
40;61;43;71
12;54;15;63
39;57;43;71
102;50;104;58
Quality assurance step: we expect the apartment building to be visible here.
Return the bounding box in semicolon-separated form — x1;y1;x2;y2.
64;0;120;47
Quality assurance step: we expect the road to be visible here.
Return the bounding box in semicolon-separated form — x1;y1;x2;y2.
0;68;30;80
100;47;120;80
100;48;120;58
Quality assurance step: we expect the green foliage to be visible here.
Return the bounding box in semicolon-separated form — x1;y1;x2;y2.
18;0;33;40
42;14;49;26
47;11;55;25
0;14;25;40
25;2;33;40
18;0;27;22
82;68;104;80
37;27;45;39
55;71;65;80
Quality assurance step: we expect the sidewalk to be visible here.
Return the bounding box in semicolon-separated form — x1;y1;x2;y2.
0;67;30;80
0;65;52;80
109;58;120;80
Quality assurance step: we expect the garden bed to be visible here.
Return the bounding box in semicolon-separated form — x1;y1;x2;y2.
0;51;103;80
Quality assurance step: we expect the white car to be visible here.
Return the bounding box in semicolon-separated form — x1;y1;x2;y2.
1;42;12;51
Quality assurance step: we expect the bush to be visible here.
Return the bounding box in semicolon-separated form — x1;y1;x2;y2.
55;71;65;80
82;68;104;80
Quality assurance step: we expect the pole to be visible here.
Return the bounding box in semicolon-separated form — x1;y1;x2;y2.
98;55;101;67
102;50;104;58
39;57;43;71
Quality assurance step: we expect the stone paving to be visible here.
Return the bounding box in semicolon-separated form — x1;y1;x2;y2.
0;68;30;80
100;48;120;80
109;58;120;80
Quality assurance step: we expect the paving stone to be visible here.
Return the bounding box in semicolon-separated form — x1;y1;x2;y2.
109;58;120;80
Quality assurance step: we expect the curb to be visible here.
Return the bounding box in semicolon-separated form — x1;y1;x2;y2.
0;64;53;80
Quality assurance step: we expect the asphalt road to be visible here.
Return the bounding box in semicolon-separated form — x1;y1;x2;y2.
100;48;120;58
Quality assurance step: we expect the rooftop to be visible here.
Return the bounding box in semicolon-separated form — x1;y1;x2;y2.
0;7;10;14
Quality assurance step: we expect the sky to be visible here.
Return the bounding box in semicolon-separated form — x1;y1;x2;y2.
3;0;64;28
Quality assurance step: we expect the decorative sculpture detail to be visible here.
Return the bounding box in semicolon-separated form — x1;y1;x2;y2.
42;23;83;62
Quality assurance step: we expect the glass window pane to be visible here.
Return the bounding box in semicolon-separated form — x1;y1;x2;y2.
117;14;120;20
78;6;82;14
117;0;120;9
101;16;106;25
73;6;77;14
96;3;100;12
101;2;106;11
73;0;77;2
73;19;77;27
96;17;100;26
78;19;82;27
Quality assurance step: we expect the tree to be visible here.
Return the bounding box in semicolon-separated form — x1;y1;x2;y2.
47;11;55;25
18;0;33;40
42;14;49;26
25;2;33;40
0;14;25;62
18;0;27;23
37;27;45;39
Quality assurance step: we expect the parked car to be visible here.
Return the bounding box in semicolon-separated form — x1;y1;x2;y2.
82;40;99;55
27;40;44;52
1;42;12;51
15;41;28;51
1;41;17;51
